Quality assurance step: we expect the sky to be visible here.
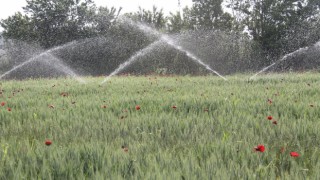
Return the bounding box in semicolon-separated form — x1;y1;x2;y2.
0;0;193;21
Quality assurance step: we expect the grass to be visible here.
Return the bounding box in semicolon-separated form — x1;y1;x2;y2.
0;73;320;179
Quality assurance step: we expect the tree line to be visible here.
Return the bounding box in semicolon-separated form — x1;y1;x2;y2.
0;0;320;77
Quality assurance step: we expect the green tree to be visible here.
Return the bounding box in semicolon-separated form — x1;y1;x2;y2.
167;7;198;33
1;0;99;48
23;0;97;47
0;12;36;42
127;6;167;30
93;6;122;35
167;11;184;33
228;0;320;59
191;0;233;30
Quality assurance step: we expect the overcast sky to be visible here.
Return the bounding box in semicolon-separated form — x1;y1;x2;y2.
0;0;193;21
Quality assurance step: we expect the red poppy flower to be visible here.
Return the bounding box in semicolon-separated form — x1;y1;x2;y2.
267;116;273;120
135;105;140;110
45;140;52;146
290;152;299;157
7;108;11;111
172;105;177;109
1;102;5;106
272;120;277;125
254;145;265;152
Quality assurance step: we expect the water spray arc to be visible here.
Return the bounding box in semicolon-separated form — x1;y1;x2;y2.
43;54;86;83
249;41;320;80
101;41;162;84
132;21;228;81
0;41;85;83
101;19;227;84
160;35;227;81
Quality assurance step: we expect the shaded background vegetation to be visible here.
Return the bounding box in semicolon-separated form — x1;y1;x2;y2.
0;0;320;78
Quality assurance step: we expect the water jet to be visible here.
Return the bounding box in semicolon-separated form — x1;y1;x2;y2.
249;41;320;80
0;41;85;83
101;19;227;84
